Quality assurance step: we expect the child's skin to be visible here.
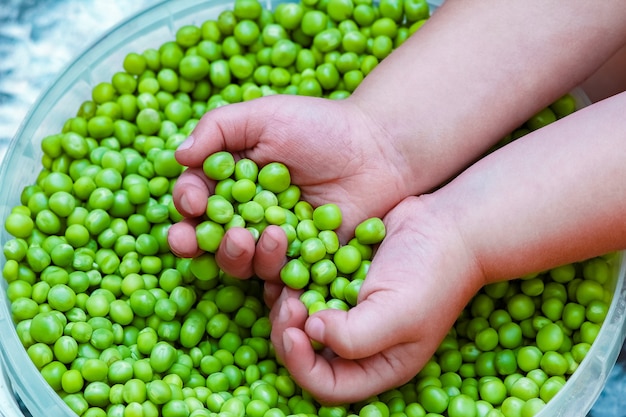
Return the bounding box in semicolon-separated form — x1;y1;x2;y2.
168;0;626;405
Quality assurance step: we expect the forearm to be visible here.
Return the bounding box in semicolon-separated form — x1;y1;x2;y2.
431;91;626;283
349;0;626;194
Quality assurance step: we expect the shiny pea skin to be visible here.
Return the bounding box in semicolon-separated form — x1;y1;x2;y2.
280;259;310;290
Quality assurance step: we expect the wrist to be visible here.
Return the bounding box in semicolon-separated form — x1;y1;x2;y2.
386;194;487;297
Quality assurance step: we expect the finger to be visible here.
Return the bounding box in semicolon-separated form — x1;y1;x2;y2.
167;219;203;258
263;281;285;309
277;322;427;405
302;297;411;360
269;288;308;360
253;225;289;281
215;227;257;279
175;100;270;168
269;288;432;404
268;286;304;323
172;167;212;217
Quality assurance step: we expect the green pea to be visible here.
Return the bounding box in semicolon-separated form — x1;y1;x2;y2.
535;323;564;352
26;343;54;370
314;28;342;53
517;346;543;373
418;385;449;414
196;220;225;253
179;311;208;349
232;19;260;46
312;203;342;231
4;211;35;239
60;368;84;394
30;311;64;344
326;0;354;21
47;283;77;312
344;278;363;306
439;351;462;375
575;279;605;306
239;201;266;224
585;299;609;323
208;59;231;88
527;107;557;131
280;259;310;289
87;115;114;139
497;322;522;349
333;244;362;275
230;178;256;203
508;377;539;402
540;351;569;376
473;327;498;352
148;341;177;374
178;55;210;82
446;394;476;417
479;377;507;406
301;10;328;37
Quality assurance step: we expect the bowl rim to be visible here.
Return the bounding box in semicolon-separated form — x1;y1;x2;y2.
0;1;624;416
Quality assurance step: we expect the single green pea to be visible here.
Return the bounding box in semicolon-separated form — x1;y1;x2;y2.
475;327;499;352
575;279;605;306
149;341;177;374
196;220;225;253
179;55;210;82
301;10;328;37
344;278;364;306
280;258;311;289
355;217;386;244
527;107;557;131
333;244;362;275
314;28;342;53
4;211;35;239
30;311;65;344
231;178;258;203
326;0;354;21
300;237;327;264
205;195;235;224
11;297;39;322
517;346;544;373
239;201;266;223
206;58;230;88
478;377;507;406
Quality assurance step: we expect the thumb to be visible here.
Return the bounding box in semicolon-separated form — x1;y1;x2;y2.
304;287;419;360
174;97;274;168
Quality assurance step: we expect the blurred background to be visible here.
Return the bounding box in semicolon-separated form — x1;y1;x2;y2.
0;1;625;416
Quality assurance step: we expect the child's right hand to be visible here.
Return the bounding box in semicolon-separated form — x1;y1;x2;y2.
168;94;422;280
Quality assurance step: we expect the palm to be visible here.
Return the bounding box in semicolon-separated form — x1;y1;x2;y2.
269;196;484;403
173;94;413;241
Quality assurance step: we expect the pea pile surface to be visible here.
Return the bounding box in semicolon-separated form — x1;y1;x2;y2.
199;150;386;313
0;0;617;416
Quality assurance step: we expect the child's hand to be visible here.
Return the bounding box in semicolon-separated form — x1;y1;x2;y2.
168;94;418;279
269;195;484;404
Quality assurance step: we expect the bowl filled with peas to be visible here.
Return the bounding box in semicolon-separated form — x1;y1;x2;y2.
1;0;625;416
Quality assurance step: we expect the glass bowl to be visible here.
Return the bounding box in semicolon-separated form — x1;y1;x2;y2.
0;0;623;416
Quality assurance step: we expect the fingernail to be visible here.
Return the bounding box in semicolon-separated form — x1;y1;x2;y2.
306;316;325;342
224;235;244;257
179;193;192;214
282;330;294;353
261;233;278;252
177;135;195;151
277;301;292;323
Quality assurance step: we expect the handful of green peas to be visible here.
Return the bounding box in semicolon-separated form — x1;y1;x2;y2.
0;0;617;415
198;150;386;314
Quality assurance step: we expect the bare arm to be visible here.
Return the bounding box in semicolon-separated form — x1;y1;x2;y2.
349;0;626;194
272;91;626;404
434;91;626;284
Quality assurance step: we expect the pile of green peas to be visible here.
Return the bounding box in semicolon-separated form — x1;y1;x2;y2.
0;0;617;415
199;150;386;315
